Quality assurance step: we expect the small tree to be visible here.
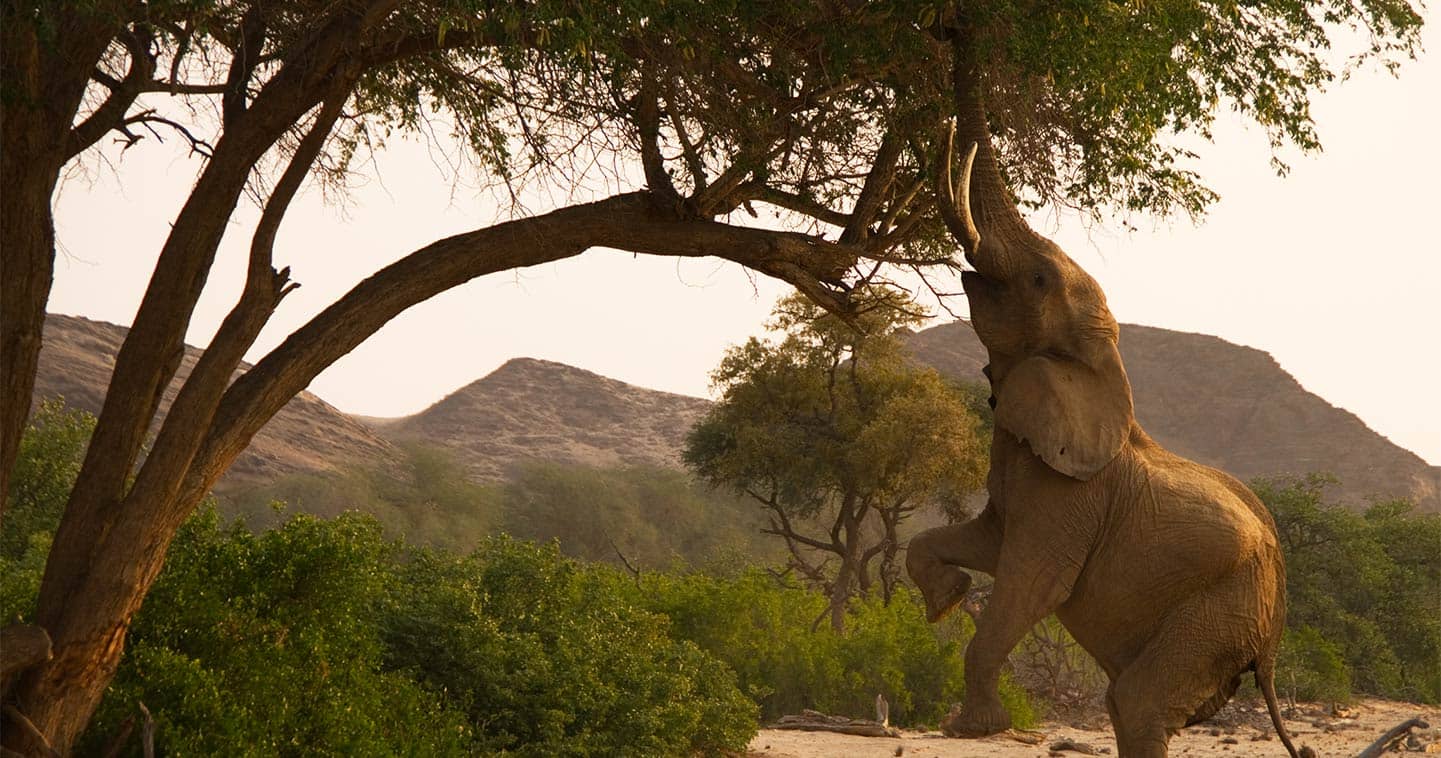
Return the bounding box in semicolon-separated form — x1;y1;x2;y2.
686;289;986;632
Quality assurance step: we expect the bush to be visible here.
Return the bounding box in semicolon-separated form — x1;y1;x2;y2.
2;400;93;626
1;399;93;560
73;519;757;756
1277;626;1352;704
82;510;473;756
1257;475;1441;704
617;568;1034;729
382;538;757;756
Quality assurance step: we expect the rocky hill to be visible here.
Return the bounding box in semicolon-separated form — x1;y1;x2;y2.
32;314;399;489
905;321;1441;512
31;314;1439;512
381;358;712;481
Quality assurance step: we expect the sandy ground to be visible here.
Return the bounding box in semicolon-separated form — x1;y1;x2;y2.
749;699;1439;757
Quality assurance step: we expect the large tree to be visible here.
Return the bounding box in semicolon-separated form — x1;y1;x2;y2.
0;0;1421;750
685;288;988;632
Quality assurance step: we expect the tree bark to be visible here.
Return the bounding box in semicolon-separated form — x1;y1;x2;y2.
0;6;123;518
828;493;867;632
0;625;52;696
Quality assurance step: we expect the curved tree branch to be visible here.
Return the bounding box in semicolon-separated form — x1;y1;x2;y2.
177;192;861;503
66;27;156;160
744;185;851;228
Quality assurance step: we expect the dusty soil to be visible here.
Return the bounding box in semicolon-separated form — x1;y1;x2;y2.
749;698;1440;757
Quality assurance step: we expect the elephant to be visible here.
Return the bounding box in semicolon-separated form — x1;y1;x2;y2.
904;127;1305;758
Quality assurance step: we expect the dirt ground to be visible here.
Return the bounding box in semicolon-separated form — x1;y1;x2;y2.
749;698;1440;757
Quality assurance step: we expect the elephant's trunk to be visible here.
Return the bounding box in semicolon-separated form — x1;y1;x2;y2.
939;36;1050;277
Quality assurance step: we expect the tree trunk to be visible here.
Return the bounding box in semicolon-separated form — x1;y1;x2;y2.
828;494;867;633
11;496;194;753
0;8;119;518
0;131;60;517
829;560;854;633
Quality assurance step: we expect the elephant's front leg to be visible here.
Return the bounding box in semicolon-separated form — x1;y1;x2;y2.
906;501;1002;622
944;543;1079;737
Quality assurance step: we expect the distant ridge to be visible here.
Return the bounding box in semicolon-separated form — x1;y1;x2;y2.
31;313;1439;512
32;313;399;488
383;358;712;481
905;321;1441;512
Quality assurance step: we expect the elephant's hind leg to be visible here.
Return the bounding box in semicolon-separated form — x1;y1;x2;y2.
906;501;1002;622
1108;599;1254;757
1185;673;1241;727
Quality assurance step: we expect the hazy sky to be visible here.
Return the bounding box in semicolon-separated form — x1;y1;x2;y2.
47;25;1441;465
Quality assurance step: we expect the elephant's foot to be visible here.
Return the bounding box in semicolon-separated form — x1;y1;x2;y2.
940;698;1012;738
915;565;972;623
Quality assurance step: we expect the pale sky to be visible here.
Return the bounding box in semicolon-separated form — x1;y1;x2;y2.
47;25;1441;466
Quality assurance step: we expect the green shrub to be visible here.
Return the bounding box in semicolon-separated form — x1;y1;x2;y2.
83;510;472;756
1;400;93;625
1258;475;1441;703
382;538;757;756
1277;625;1352;704
620;568;1034;729
1;399;93;561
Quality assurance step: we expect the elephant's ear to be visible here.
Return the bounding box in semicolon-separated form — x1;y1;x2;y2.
995;345;1133;480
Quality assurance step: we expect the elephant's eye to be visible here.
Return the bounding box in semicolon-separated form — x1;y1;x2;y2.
1031;272;1045;288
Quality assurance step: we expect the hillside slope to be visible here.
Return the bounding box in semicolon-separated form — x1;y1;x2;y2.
32;314;399;488
905;321;1441;511
32;314;1437;512
383;358;712;481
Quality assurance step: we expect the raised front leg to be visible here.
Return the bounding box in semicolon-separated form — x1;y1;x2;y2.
906;500;1002;622
943;540;1080;737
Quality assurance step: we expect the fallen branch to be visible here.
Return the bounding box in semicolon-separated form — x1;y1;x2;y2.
1050;736;1099;754
1006;729;1046;745
771;709;900;737
1354;716;1429;758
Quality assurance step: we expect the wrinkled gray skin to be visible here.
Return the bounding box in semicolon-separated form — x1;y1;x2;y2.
906;133;1303;758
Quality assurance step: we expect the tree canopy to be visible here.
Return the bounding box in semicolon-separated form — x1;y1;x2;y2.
685;289;988;630
0;0;1423;749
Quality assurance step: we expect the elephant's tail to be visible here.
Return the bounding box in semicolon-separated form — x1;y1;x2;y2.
1256;657;1307;758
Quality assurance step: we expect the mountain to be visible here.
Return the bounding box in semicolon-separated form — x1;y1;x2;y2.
381;358;712;481
31;313;1439;513
32;314;399;488
905;321;1441;512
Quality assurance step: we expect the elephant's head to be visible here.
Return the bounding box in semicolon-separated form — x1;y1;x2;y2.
937;133;1134;480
